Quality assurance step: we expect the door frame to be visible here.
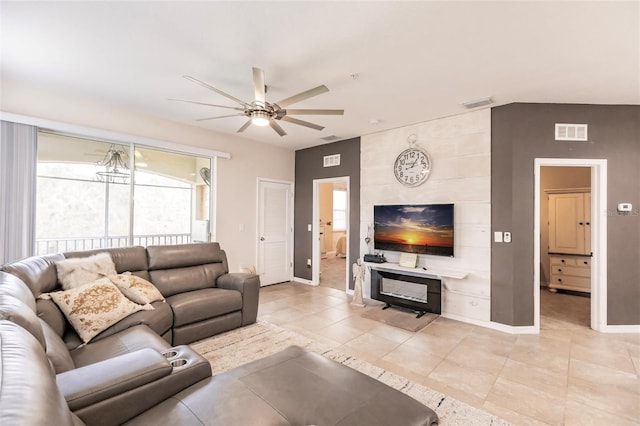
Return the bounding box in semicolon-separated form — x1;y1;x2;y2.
534;158;607;332
312;176;350;289
256;177;294;285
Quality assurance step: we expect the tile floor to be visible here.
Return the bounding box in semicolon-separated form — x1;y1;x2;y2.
258;282;640;426
319;255;347;291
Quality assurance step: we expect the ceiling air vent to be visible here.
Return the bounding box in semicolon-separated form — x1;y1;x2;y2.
461;96;493;109
321;135;340;142
323;154;341;167
555;123;588;141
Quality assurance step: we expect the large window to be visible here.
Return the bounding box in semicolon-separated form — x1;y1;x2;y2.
332;189;347;231
35;132;212;255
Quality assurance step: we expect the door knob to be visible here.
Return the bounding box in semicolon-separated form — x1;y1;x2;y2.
260;237;265;241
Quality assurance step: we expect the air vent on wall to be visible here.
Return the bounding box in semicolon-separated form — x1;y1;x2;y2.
323;154;341;167
555;123;588;141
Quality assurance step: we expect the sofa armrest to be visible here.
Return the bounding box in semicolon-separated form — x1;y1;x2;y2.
57;348;172;411
64;345;211;426
217;273;260;325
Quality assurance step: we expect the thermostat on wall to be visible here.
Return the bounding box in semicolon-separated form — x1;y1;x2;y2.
618;203;632;212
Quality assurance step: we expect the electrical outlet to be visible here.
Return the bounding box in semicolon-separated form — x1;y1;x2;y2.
504;232;512;243
306;258;311;267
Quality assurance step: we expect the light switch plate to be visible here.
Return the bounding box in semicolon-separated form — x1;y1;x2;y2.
494;232;503;243
618;203;632;212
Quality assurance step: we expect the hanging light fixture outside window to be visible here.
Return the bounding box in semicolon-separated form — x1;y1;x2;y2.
96;144;130;183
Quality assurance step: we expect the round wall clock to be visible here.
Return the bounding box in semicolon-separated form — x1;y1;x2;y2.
394;146;432;187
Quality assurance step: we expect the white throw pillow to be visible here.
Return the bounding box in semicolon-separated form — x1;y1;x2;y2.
56;252;117;290
48;280;153;343
108;273;165;305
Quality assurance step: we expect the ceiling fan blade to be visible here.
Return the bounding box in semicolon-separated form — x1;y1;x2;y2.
196;113;245;122
275;85;329;108
237;119;252;133
168;99;244;111
183;75;250;107
252;67;266;106
283;109;344;116
269;120;287;136
280;116;324;131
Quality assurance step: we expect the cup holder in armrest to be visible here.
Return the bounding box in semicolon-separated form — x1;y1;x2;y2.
170;358;188;368
156;345;211;386
162;350;178;359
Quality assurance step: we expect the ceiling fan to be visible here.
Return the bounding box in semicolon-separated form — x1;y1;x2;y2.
170;67;344;136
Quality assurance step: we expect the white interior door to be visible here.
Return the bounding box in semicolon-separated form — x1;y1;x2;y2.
257;180;292;286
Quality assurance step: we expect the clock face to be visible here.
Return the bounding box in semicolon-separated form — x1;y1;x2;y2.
394;147;431;187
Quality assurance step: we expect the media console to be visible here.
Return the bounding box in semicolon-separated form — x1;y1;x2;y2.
366;262;469;318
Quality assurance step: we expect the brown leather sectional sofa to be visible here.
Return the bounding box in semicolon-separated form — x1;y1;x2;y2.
3;242;260;348
0;242;438;425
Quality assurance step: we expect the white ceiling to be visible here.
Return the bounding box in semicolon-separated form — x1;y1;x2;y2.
1;1;638;150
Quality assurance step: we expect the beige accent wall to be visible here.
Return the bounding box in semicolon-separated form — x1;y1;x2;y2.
1;79;295;272
360;109;492;323
539;166;591;285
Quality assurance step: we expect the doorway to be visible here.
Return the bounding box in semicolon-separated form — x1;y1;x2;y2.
539;166;591;329
534;159;607;332
312;177;349;291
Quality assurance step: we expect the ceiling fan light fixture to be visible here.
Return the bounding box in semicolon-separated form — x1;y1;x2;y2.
176;67;343;136
251;110;270;126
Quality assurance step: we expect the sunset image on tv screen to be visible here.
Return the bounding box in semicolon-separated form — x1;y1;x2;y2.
374;204;454;256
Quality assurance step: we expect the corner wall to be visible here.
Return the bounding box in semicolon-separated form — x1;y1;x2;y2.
294;138;361;287
360;109;492;323
492;103;640;326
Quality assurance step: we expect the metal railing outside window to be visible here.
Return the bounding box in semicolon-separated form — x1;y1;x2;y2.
35;233;192;255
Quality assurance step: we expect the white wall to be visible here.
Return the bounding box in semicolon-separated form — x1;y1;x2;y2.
360;109;492;323
1;79;295;272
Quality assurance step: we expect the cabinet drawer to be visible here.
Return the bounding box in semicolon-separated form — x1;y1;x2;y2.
550;256;577;266
576;258;590;268
550;256;591;267
550;274;591;291
552;265;590;277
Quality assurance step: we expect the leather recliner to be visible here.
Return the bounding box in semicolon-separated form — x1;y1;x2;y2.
2;242;260;348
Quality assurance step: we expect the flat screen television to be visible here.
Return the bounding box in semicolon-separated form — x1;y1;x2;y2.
374;203;454;257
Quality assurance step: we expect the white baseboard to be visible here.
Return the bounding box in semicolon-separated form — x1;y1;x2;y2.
440;312;488;327
601;324;640;333
441;312;539;334
292;277;315;286
487;321;539;335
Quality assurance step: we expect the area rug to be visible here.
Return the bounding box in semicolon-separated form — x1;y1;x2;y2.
361;305;439;332
191;321;510;426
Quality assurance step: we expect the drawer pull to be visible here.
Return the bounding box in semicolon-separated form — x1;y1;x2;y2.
558;278;562;282
561;259;565;263
579;222;584;225
584;261;588;265
586;222;590;226
558;268;562;272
